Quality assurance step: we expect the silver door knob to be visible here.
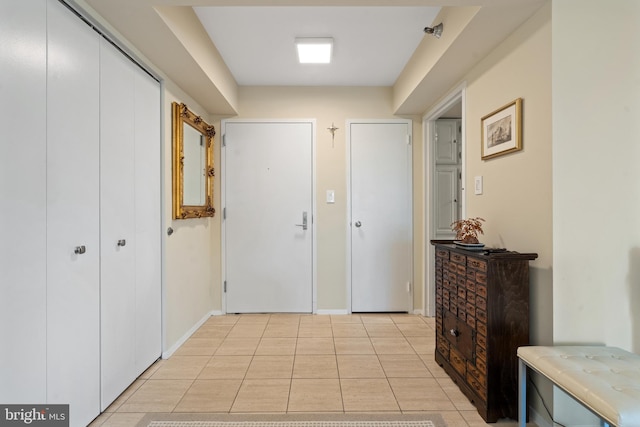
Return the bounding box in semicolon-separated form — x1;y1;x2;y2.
355;221;362;228
74;245;86;255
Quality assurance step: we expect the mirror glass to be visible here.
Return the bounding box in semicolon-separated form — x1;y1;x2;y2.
172;102;215;219
182;124;206;206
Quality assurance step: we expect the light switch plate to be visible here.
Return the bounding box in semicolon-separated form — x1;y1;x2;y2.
326;190;335;203
474;176;483;195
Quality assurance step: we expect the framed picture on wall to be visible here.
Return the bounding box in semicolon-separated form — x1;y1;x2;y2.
481;98;522;160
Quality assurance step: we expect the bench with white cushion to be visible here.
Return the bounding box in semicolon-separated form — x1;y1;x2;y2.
518;346;640;427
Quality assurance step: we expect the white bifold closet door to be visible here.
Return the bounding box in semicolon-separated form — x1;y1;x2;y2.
46;2;102;425
100;39;161;410
0;2;160;425
0;0;48;403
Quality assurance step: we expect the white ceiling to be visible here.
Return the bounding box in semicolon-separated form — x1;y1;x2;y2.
80;0;547;114
193;6;440;86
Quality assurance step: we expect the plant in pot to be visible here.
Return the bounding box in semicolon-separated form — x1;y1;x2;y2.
451;217;485;245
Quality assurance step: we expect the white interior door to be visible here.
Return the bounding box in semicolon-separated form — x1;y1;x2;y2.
0;0;48;402
350;120;412;313
100;38;162;409
224;121;314;313
435;165;460;237
100;38;137;409
46;2;101;425
132;62;162;380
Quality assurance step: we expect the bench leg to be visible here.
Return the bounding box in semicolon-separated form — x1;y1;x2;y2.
519;358;527;427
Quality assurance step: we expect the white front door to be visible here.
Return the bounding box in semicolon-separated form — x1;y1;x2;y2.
349;120;413;312
223;121;314;313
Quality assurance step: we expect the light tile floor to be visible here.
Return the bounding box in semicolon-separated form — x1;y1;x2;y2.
90;313;534;427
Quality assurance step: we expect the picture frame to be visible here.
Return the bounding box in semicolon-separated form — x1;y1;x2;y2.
481;98;522;160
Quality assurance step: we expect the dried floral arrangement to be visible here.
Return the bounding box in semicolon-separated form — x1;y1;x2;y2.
451;217;485;244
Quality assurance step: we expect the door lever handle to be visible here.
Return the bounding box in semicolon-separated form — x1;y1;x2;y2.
294;211;308;230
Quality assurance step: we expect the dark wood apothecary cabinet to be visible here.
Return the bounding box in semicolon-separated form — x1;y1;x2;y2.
431;241;537;422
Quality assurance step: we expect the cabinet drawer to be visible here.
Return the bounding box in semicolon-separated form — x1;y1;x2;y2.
468;257;487;272
466;315;475;329
457;287;466;299
437;337;450;360
436;249;449;259
476;296;486;311
476;321;487;337
467;362;487;388
476;343;487;362
476;356;487;374
477;309;487;324
475;272;487;284
476;284;487;299
467;371;488;400
466;280;476;293
476;332;486;350
449;347;466;377
450;252;466;264
466;291;476;305
466;303;476;317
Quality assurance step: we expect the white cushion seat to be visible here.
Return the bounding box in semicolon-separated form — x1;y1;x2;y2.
518;346;640;427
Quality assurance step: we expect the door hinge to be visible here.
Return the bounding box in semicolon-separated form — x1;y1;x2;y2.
406;135;411;145
222;134;226;147
223;207;226;220
224;280;227;293
407;282;412;293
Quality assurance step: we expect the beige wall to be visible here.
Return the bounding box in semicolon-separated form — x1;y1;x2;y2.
230;87;424;312
462;1;553;346
553;0;640;350
162;82;222;353
448;4;553;423
552;0;640;423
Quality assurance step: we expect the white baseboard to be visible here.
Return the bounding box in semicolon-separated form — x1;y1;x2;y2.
315;309;349;315
162;310;215;359
412;308;425;316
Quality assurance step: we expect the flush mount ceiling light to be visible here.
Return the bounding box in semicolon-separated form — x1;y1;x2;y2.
295;38;333;64
424;23;444;39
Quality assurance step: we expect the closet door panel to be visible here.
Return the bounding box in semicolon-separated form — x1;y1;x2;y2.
134;69;162;372
0;0;47;402
46;2;101;425
99;39;137;409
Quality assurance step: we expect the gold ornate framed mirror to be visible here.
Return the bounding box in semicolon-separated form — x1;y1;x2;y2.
172;102;216;219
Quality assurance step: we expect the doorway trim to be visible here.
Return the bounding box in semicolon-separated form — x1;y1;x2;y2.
220;119;318;314
346;118;414;314
423;83;467;317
